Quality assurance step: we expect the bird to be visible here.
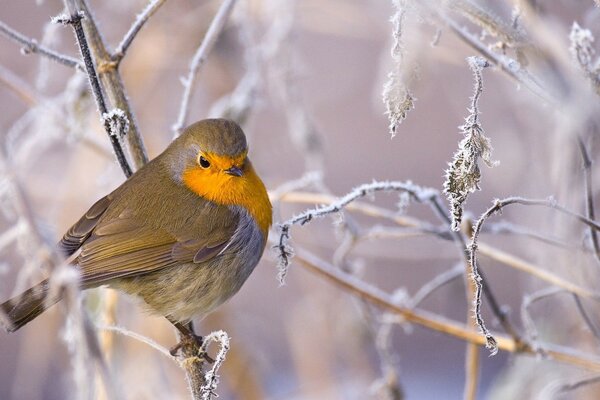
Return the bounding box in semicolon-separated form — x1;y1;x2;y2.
0;118;272;349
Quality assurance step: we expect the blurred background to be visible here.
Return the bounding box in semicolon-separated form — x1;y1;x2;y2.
1;0;600;399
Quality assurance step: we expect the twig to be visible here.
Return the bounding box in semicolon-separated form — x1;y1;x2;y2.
470;196;600;349
53;9;133;177
572;294;600;340
521;287;565;344
461;222;480;400
275;181;439;283
410;265;463;308
172;0;238;136
97;324;174;359
477;242;598;300
0;20;83;70
433;10;553;103
577;136;600;265
0;64;40;105
556;375;600;394
112;0;168;64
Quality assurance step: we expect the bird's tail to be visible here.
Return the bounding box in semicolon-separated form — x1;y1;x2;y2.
1;280;56;332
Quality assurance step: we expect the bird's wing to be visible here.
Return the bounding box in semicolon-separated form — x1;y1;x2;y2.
58;195;113;257
76;206;239;287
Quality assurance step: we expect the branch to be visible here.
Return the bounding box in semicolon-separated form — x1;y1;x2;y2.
0;20;83;70
276;190;600;300
74;0;148;169
112;0;168;64
54;10;133;177
275;181;439;283
577;136;600;265
290;245;600;372
172;0;238;136
433;10;553;103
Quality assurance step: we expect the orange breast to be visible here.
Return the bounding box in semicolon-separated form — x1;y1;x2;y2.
182;161;272;237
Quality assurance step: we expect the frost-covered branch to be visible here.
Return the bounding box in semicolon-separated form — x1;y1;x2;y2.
199;331;230;400
577;136;600;266
54;9;133;177
275;181;439;284
470;196;600;353
71;0;148;169
173;0;238;136
0;20;83;70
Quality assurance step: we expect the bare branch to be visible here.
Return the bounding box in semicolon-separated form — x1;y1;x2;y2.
113;0;168;64
577;136;600;265
275;181;439;284
0;20;83;70
172;0;238;136
289;245;600;372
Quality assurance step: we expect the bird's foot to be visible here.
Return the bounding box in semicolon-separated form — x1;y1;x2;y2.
169;331;215;363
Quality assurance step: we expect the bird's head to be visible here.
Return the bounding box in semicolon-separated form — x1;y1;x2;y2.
165;119;272;234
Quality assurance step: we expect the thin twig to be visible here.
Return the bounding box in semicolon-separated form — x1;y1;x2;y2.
470;196;600;350
577;136;600;265
0;64;40;105
112;0;168;64
433;10;553;103
172;0;238;136
411;265;463;308
0;20;83;70
97;324;174;359
275;181;439;283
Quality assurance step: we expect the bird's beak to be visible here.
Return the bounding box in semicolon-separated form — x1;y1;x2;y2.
225;166;243;177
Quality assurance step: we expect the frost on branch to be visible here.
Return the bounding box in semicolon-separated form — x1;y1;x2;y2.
275;181;437;284
382;0;415;137
199;330;230;400
569;22;600;93
444;56;497;231
102;108;130;139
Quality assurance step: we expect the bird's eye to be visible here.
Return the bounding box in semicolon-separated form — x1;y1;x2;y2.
198;155;210;169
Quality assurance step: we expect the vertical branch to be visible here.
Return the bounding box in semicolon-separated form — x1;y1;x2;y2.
461;220;480;400
73;0;148;169
577;136;600;265
53;9;133;178
172;0;238;136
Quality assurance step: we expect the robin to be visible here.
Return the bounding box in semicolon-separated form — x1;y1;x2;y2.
0;118;272;347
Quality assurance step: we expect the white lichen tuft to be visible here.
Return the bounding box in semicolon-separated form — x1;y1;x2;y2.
569;22;600;93
382;0;415;137
444;57;498;231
